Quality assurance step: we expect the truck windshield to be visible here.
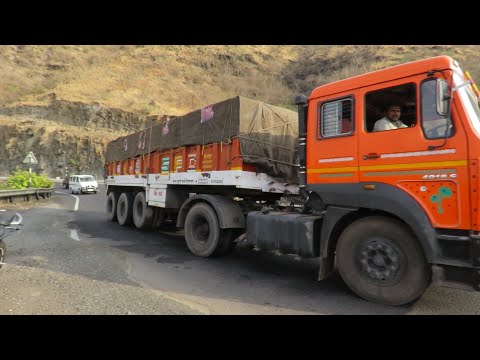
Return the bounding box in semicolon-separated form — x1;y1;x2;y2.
80;176;95;182
453;69;480;135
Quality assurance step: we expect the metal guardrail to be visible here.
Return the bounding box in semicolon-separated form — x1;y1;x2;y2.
0;188;53;203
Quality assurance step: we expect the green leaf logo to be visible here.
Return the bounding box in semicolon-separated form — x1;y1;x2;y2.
430;186;452;214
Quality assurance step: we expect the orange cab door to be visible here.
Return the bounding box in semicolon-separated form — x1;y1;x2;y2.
358;76;469;229
307;93;359;185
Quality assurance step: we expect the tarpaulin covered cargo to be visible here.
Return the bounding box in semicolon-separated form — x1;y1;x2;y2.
105;96;299;182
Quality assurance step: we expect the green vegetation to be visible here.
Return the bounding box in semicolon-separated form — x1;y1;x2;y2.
0;171;54;190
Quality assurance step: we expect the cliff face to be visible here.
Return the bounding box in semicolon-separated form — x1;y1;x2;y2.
0;97;151;131
0;99;164;178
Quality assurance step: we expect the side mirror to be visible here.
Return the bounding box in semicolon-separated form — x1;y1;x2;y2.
436;79;449;116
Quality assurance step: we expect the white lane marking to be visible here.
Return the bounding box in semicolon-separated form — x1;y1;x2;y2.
54;191;79;211
72;195;79;211
70;229;80;241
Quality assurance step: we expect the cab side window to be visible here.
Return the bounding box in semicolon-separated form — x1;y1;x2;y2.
365;83;416;132
318;97;353;138
421;79;453;139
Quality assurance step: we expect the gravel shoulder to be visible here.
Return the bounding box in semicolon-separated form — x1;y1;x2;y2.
0;263;203;315
0;197;205;315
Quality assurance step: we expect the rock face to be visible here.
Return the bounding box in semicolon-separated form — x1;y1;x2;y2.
0;99;148;132
0;99;165;179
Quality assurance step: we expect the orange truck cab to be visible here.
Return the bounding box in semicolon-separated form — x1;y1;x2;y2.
295;55;480;305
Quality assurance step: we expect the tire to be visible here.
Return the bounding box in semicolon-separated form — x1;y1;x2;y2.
336;216;430;306
0;240;5;269
184;203;232;258
213;229;240;256
133;192;154;229
117;192;134;226
106;192;120;222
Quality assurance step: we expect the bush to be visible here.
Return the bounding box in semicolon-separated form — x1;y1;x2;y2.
4;171;54;189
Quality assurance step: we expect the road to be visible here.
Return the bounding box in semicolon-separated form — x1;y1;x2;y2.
2;184;480;314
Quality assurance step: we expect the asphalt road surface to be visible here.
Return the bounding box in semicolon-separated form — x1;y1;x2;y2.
2;184;480;314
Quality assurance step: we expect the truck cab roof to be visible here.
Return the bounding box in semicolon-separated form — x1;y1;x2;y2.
309;55;455;100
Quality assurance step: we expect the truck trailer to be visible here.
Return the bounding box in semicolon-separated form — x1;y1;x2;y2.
105;55;480;305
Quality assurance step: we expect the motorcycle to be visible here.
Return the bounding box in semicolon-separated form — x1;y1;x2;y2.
0;210;23;268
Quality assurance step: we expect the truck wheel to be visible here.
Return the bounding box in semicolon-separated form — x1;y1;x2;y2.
336;216;430;306
184;203;231;257
0;240;6;268
133;192;154;229
117;192;134;226
106;192;120;222
212;229;241;256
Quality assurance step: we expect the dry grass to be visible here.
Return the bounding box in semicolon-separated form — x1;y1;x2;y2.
1;45;480;117
283;45;480;96
0;45;300;115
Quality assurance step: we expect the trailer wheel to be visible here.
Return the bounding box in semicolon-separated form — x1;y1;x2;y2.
106;192;120;222
184;203;231;257
0;240;6;269
336;216;430;306
117;192;134;226
133;192;153;229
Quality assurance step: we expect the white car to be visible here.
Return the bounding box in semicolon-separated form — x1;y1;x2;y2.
69;175;98;194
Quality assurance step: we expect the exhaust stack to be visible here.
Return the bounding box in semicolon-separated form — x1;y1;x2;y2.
295;95;308;192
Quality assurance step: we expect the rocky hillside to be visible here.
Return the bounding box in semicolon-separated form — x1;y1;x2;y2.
1;45;479;178
0;98;165;178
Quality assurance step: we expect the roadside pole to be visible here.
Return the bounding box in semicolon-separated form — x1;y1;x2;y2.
22;152;38;188
29;158;32;188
